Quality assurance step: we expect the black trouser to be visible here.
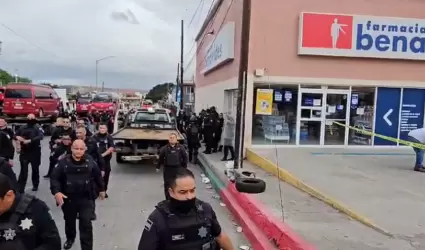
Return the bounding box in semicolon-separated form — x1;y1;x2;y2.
18;151;41;192
107;121;113;134
188;143;199;162
62;198;94;250
204;130;214;153
163;167;181;199
47;155;57;176
223;146;235;160
103;160;111;191
214;129;222;150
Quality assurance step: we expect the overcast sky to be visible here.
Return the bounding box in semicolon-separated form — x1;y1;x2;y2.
0;0;213;90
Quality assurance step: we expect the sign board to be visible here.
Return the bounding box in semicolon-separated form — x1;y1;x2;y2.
399;88;425;141
202;22;235;74
374;87;401;145
298;12;425;60
255;89;273;115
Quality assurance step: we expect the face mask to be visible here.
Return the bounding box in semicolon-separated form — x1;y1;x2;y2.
27;119;36;126
169;197;196;213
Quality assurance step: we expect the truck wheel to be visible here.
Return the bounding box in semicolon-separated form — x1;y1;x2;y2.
235;177;266;194
116;153;124;163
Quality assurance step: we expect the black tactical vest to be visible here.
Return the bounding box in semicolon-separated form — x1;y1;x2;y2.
94;135;108;154
166;146;181;167
0;194;34;250
64;158;92;195
157;200;216;250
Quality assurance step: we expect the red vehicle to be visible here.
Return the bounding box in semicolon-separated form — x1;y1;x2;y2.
75;93;92;116
0;87;5;106
141;99;153;109
91;92;119;114
3;83;60;117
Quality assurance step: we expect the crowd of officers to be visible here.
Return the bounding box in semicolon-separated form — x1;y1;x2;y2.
0;110;235;250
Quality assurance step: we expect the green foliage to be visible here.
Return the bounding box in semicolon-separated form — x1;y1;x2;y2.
0;69;31;85
145;82;174;102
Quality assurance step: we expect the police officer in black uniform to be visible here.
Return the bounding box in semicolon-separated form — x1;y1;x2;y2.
186;115;201;164
45;117;74;178
52;134;73;160
0;173;62;249
0;157;17;188
157;133;188;199
0;118;15;164
75;119;93;138
138;168;234;250
92;123;115;198
14;114;44;192
50;139;105;250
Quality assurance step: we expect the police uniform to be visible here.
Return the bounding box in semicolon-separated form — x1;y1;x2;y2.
93;132;115;192
15;122;44;192
46;127;73;178
0;157;17;188
186;121;200;163
158;144;188;199
50;155;105;250
0;127;15;162
138;199;221;250
0;193;62;249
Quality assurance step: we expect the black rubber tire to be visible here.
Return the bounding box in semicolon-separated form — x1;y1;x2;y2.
235;177;266;194
116;153;124;164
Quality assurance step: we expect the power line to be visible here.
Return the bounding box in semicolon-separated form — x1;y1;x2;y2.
0;23;59;58
185;0;234;72
188;0;204;28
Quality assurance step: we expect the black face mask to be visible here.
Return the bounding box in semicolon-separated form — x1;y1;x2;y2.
169;197;196;214
27;119;36;126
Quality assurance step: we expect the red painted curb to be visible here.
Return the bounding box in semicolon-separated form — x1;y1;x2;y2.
228;183;316;250
218;186;276;250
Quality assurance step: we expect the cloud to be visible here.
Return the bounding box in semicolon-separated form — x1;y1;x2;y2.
0;0;213;90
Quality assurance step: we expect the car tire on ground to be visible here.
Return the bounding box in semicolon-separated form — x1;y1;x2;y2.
235;177;266;194
116;153;124;163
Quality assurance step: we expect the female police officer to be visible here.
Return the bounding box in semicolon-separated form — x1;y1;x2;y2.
138;168;234;250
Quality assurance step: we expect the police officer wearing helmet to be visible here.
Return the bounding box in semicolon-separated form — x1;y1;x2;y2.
50;139;105;250
0;173;62;250
138;168;234;250
157;133;188;199
14;114;44;192
185;115;201;164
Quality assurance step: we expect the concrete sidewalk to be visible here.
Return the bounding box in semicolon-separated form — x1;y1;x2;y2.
248;147;425;249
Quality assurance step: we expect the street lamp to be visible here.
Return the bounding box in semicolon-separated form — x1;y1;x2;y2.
95;56;115;90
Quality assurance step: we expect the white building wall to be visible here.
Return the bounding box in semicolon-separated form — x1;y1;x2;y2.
195;77;238;114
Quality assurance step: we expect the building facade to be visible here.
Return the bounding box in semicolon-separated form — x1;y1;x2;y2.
195;0;425;148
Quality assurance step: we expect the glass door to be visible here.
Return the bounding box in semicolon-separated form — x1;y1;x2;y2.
297;90;325;145
323;91;350;145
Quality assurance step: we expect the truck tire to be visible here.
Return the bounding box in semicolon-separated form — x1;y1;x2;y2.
235;177;266;194
116;153;125;163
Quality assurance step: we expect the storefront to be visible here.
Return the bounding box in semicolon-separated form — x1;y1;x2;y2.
195;0;425;149
252;84;425;147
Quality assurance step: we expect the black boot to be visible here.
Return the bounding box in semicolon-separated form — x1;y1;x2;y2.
63;239;75;250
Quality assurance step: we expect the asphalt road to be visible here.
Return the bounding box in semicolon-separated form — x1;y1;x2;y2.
12;138;248;250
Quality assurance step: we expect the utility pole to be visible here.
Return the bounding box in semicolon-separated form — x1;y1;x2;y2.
233;0;252;169
180;19;184;110
176;63;180;102
101;81;105;92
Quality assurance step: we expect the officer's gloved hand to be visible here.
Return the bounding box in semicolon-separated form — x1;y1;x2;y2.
155;167;160;173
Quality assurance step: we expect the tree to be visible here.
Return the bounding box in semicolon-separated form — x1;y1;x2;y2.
145;82;174;102
0;69;31;85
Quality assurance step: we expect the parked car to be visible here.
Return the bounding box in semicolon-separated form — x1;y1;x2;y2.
3;83;61;118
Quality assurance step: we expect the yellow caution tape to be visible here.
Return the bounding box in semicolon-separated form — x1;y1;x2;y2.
333;121;425;150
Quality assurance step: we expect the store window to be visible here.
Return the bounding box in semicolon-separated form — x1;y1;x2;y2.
252;85;298;145
348;87;375;145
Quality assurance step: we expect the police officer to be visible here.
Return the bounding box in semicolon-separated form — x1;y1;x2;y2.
45;134;74;179
50;139;106;250
138;168;234;250
157;133;188;199
75;126;105;220
0;173;62;249
186;115;201;163
45;117;74;178
0;118;15;164
202;109;215;154
93;123;115;198
75;119;93;138
14;114;44;192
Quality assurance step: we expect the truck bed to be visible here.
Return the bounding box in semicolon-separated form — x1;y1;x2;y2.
112;128;184;141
